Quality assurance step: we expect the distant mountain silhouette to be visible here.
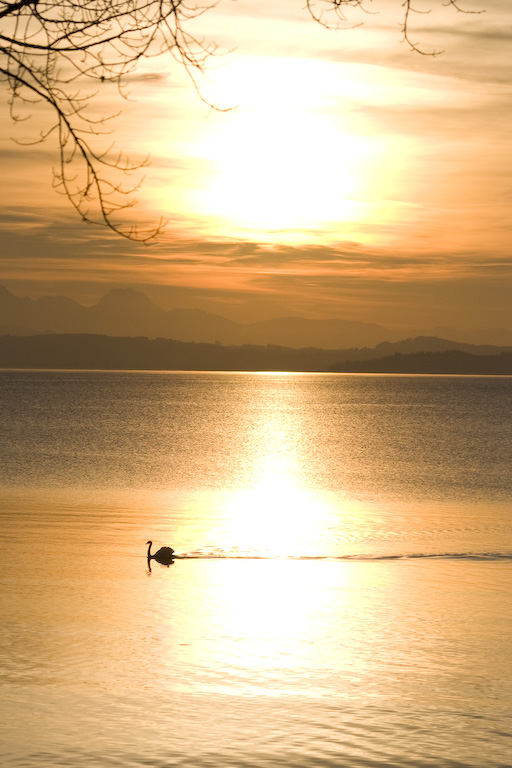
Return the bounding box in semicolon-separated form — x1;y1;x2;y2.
236;316;395;349
1;334;512;374
0;285;395;348
0;323;41;336
1;284;511;349
367;336;510;358
0;284;84;334
419;325;512;347
330;349;512;375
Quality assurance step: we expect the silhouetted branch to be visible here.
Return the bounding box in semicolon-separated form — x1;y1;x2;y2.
307;0;485;55
1;0;219;240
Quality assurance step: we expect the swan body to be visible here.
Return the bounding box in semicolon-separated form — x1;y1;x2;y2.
146;540;175;565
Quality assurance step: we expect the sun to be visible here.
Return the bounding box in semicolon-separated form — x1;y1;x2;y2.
195;110;370;233
186;55;397;242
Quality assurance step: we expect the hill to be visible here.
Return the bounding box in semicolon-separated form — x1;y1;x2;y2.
1;334;512;374
330;350;512;375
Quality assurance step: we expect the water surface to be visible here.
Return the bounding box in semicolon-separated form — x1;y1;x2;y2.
1;371;511;767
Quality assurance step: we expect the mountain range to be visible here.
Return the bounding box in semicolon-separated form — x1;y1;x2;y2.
1;284;512;349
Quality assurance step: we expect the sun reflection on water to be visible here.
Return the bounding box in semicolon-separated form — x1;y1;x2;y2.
163;558;357;698
224;474;333;558
221;377;338;558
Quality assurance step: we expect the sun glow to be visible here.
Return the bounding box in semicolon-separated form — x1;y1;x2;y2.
182;56;408;242
195;110;370;233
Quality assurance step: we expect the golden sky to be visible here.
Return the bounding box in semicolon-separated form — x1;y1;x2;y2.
1;0;511;335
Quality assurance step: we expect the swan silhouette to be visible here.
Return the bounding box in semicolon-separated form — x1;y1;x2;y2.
147;540;175;566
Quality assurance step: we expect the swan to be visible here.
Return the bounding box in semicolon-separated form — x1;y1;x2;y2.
147;540;175;565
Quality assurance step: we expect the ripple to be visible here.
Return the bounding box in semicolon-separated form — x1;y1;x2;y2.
174;551;512;562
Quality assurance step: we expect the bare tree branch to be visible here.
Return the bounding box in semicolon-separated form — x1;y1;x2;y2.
1;0;219;240
306;1;484;55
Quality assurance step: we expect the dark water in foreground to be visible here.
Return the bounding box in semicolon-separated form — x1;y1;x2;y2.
1;371;511;767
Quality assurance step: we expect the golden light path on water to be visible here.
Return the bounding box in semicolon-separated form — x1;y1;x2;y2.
152;555;374;699
219;371;341;559
225;474;332;558
152;372;398;562
181;379;366;687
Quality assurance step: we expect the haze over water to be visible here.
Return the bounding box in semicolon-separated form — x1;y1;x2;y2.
1;370;511;767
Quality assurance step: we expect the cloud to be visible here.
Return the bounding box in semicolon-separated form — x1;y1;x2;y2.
118;72;168;84
0;208;48;226
2;222;511;330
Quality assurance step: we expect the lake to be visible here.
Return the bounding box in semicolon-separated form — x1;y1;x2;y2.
1;370;511;767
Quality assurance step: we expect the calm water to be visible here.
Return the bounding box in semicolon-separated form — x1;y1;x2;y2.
1;371;511;767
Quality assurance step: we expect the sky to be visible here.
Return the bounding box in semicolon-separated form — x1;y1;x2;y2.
1;0;511;335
